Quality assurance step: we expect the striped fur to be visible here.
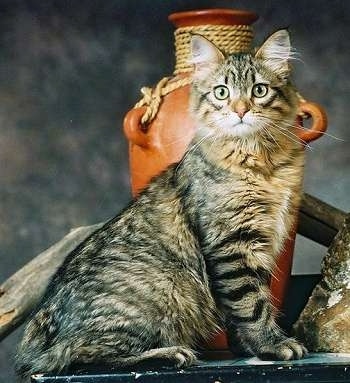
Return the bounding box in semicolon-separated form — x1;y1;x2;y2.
16;30;306;380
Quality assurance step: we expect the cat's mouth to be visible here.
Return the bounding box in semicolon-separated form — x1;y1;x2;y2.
217;114;261;138
230;121;260;137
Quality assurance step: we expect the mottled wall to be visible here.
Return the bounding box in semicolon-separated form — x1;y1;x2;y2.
0;0;349;380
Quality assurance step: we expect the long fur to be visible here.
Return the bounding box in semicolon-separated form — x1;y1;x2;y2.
16;29;307;380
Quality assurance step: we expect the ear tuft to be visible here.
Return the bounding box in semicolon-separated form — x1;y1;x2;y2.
190;35;224;65
255;29;293;77
190;35;224;77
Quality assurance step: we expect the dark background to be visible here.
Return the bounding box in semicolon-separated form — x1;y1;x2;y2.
0;0;349;380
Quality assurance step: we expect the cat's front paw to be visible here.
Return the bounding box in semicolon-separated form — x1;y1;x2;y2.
258;338;307;361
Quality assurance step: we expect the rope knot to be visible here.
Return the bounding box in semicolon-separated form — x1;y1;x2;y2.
134;77;171;128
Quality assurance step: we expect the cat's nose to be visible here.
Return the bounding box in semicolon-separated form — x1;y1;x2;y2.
233;100;249;118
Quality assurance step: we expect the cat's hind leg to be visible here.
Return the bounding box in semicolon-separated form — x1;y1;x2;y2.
18;343;197;378
111;346;197;368
69;344;197;369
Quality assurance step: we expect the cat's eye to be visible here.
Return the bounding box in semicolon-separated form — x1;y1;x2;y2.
252;84;269;98
213;85;230;100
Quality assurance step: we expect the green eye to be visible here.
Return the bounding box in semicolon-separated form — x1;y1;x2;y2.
252;84;269;98
214;85;230;100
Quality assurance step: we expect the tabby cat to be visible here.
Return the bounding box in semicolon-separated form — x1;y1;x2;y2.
16;29;307;379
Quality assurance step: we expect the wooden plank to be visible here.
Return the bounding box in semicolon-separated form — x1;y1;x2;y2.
0;223;102;342
297;193;347;245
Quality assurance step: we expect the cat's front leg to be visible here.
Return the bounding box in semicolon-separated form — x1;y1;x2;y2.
225;291;307;360
223;278;307;360
209;253;307;360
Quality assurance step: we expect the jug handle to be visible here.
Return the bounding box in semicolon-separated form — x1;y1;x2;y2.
124;102;327;147
123;107;150;149
296;101;328;143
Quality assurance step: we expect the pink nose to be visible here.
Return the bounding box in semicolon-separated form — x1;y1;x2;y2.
233;100;249;119
236;108;247;118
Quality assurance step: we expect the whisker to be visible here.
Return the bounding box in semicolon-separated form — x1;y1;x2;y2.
264;120;313;150
209;130;222;154
261;125;282;152
163;126;207;148
293;124;344;141
175;131;212;173
259;117;312;148
269;117;342;142
276;125;313;150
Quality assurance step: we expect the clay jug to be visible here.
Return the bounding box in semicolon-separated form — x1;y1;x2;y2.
123;8;327;350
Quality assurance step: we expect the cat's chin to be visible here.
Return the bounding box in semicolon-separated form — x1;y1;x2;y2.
229;122;261;138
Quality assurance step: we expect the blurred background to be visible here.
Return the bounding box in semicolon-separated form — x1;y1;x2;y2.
0;0;349;380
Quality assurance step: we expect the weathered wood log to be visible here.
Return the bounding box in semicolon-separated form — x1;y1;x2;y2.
298;193;347;247
293;214;350;352
0;223;102;342
0;193;347;343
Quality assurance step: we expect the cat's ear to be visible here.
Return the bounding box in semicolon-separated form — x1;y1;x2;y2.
255;29;292;78
190;35;224;77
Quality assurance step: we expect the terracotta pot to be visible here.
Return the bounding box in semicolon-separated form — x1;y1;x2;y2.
123;9;328;350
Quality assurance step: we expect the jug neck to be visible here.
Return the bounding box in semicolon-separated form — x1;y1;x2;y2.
169;9;258;75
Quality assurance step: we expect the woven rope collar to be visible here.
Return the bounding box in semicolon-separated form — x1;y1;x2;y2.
174;24;253;75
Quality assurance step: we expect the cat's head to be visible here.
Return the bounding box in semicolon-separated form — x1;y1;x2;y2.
190;30;298;142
